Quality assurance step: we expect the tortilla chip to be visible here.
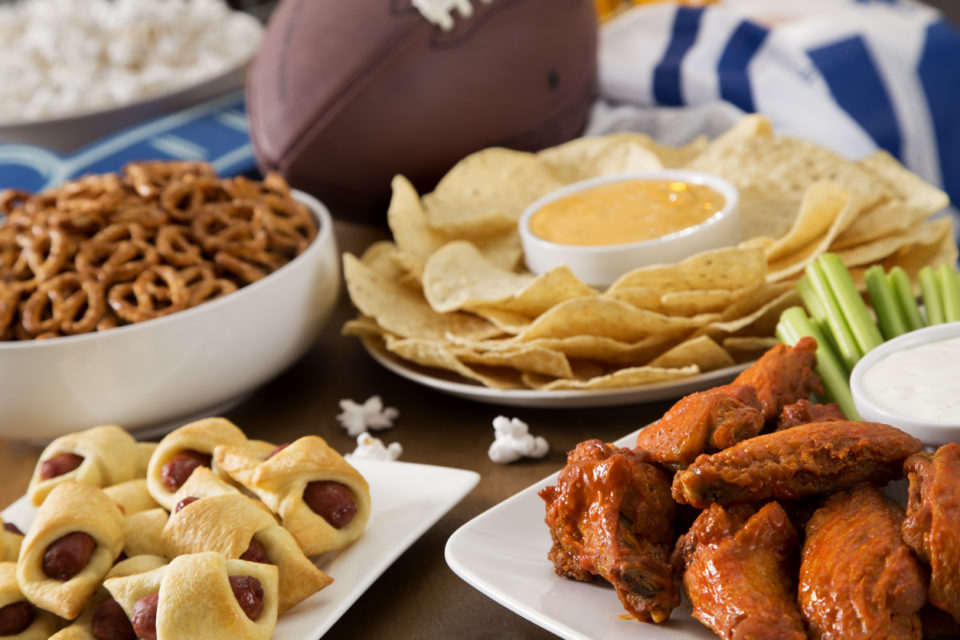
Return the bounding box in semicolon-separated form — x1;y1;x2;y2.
525;364;700;390
607;246;767;294
536;134;663;183
722;336;780;361
383;336;525;389
422;147;563;232
342;253;501;342
454;344;573;379
422;241;535;313
648;335;735;371
834;216;953;269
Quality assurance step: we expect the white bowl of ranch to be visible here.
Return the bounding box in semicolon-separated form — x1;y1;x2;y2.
518;170;741;288
851;321;960;446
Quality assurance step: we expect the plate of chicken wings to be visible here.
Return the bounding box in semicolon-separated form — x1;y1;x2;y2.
445;337;960;639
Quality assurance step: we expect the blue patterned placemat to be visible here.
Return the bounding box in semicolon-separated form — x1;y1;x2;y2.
0;91;256;193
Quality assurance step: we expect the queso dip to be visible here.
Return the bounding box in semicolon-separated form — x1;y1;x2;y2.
860;334;960;422
529;179;725;247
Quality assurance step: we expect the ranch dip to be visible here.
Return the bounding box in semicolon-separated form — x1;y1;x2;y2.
529;179;725;247
860;335;960;422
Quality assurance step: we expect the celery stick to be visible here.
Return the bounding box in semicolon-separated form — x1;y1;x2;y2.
919;265;946;324
864;264;908;339
805;259;863;371
776;306;860;419
818;253;884;354
888;267;925;331
796;273;843;356
938;263;960;323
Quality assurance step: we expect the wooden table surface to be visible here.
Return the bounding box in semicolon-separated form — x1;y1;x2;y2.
0;219;684;639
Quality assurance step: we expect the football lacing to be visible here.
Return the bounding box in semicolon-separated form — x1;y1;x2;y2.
412;0;493;31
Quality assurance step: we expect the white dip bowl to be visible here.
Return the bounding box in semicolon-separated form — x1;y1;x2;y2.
850;321;960;446
518;170;741;288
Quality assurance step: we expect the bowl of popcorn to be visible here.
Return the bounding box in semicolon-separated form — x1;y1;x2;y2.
0;161;340;440
0;0;263;151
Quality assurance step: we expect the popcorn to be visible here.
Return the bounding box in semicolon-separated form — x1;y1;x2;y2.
345;433;402;462
488;416;549;464
336;396;399;437
0;0;263;122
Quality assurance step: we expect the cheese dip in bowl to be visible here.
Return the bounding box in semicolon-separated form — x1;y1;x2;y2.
850;321;960;446
518;170;740;287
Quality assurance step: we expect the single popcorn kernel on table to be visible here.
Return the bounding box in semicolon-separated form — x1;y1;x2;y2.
488;416;549;464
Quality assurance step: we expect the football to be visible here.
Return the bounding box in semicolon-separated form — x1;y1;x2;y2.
246;0;598;224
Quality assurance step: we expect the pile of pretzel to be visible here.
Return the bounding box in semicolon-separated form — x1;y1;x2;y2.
0;161;317;341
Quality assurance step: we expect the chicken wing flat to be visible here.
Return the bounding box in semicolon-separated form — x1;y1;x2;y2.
539;439;680;623
902;443;960;623
635;384;764;468
672;421;922;508
775;398;846;431
732;335;821;421
800;486;925;639
673;502;806;640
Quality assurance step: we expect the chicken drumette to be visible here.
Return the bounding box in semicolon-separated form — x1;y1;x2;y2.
672;421;922;508
902;442;960;624
673;501;806;640
635;384;764;469
732;335;821;421
539;440;680;623
800;485;926;639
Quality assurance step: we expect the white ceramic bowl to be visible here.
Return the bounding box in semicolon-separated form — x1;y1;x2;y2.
518;170;741;288
0;190;340;441
851;321;960;446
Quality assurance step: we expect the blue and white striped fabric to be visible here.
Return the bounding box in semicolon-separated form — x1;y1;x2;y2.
0;91;255;194
590;0;960;209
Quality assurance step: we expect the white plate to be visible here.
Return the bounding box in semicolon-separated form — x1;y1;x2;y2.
0;62;247;153
364;338;751;408
445;429;712;640
3;458;479;639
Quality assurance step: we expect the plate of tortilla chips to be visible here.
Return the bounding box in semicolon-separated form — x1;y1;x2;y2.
342;115;956;405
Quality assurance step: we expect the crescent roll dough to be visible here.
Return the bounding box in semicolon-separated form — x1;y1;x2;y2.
28;425;141;506
123;509;168;558
103;479;160;516
17;481;125;619
49;555;166;640
214;435;371;556
146;417;247;510
0;562;60;639
0;517;23;562
104;552;279;640
162;493;332;613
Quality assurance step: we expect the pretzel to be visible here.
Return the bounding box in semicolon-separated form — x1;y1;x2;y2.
160;175;228;222
20;271;105;336
107;265;188;323
123;160;217;200
76;222;160;284
155;224;204;268
0;162;316;341
214;247;287;284
192;201;269;254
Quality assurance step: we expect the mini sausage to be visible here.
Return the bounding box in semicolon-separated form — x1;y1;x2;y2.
303;481;357;529
39;452;84;480
42;531;96;580
0;601;34;636
174;496;199;513
265;443;289;460
229;575;264;621
91;597;136;640
131;592;158;640
160;450;211;491
239;539;269;564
